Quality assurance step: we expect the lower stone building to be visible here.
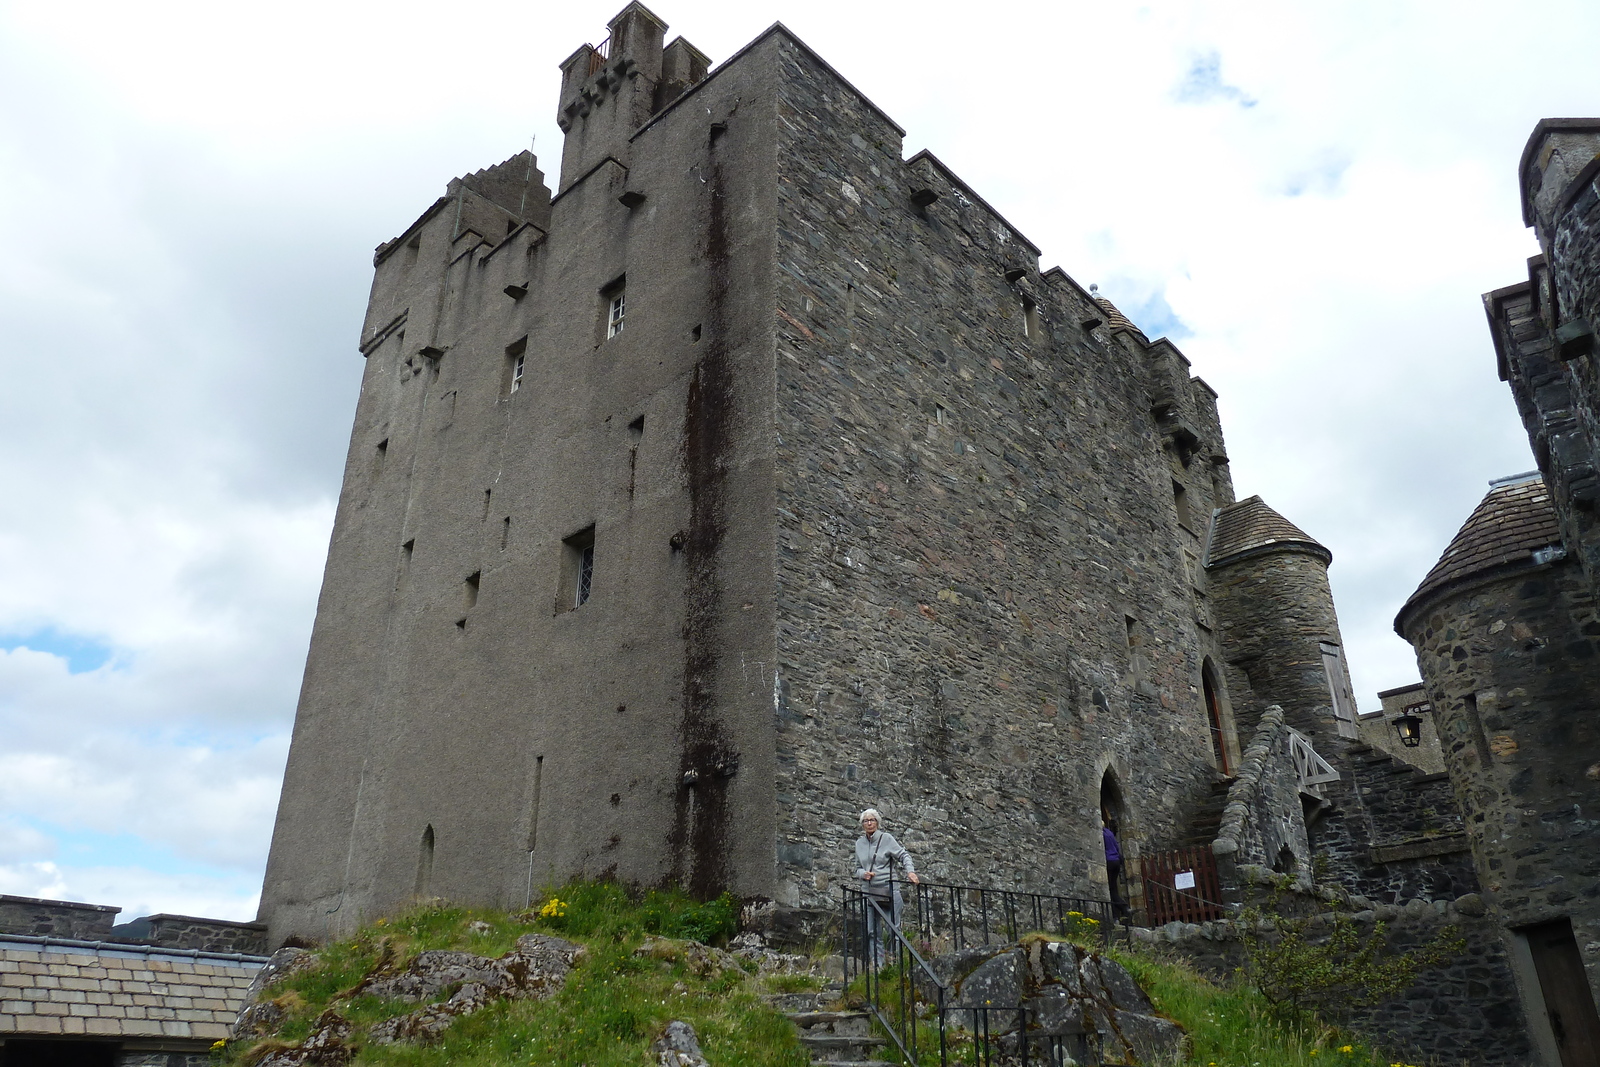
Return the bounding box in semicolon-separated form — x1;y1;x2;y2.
0;896;267;1067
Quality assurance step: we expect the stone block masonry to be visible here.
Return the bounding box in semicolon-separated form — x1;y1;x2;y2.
1140;877;1531;1067
768;37;1242;908
0;896;119;941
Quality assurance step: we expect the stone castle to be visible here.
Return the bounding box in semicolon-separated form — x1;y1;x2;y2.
246;5;1600;1064
257;3;1367;943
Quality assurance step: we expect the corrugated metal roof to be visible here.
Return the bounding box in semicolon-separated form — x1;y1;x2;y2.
1399;475;1563;623
1205;495;1329;568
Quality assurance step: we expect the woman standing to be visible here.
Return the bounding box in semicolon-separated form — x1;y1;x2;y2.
854;808;919;966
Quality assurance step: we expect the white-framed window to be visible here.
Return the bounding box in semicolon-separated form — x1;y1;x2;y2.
607;291;625;338
559;526;596;612
511;353;526;393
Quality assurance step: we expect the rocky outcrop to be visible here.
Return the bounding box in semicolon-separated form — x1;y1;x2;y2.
233;934;585;1059
365;933;585;1044
930;936;1185;1066
652;1020;712;1066
233;948;318;1039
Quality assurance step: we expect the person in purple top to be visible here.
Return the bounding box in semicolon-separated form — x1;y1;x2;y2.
1103;817;1128;919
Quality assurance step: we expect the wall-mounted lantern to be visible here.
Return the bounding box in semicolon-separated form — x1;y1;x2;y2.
1392;701;1430;748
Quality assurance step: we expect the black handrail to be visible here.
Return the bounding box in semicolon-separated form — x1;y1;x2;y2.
842;879;1115;1065
842;885;949;1066
905;879;1115;950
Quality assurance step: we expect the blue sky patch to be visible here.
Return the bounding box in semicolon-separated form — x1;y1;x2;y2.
1174;51;1257;108
1;627;115;673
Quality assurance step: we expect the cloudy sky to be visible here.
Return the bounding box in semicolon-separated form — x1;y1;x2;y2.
1;0;1593;921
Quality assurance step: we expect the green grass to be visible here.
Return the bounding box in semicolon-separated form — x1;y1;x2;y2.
223;883;805;1067
1112;945;1423;1067
225;890;1429;1067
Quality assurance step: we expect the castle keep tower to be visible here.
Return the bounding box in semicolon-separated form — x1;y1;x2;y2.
259;4;1354;946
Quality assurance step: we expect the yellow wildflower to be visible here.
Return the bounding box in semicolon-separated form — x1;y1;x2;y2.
1338;1047;1353;1054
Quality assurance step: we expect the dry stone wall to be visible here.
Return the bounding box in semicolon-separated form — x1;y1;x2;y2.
767;37;1238;909
1139;877;1531;1067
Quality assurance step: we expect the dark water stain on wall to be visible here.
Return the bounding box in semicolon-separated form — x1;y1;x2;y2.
669;151;738;900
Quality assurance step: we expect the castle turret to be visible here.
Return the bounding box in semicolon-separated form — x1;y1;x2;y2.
556;3;709;191
1205;496;1358;745
1396;473;1600;1053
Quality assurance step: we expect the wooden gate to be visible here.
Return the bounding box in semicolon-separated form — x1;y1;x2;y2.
1139;845;1224;925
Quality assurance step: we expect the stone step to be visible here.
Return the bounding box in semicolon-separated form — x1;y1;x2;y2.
764;988;843;1013
788;1009;874;1038
799;1032;890;1061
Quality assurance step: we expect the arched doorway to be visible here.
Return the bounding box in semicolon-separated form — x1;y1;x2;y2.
1099;769;1129;918
1202;660;1233;776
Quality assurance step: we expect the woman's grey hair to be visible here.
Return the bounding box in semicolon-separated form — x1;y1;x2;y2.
859;808;882;825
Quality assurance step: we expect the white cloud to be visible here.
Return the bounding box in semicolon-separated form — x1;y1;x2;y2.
1;0;1596;916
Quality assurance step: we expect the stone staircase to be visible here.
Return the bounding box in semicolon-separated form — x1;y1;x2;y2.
766;984;894;1067
1178;775;1236;846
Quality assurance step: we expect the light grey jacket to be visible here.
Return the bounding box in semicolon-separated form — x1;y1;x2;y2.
855;830;915;896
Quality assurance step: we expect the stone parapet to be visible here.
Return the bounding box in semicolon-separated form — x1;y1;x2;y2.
0;895;119;941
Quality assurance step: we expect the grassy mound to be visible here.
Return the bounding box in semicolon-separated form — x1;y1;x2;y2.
223;883;809;1067
224;885;1425;1067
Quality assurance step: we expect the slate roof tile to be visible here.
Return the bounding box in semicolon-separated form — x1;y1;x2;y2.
1400;475;1562;620
1205;495;1329;567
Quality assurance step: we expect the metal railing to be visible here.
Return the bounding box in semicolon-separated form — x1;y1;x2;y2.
586;36;610;76
904;879;1115;951
842;886;948;1065
842;880;1114;1065
946;1003;1101;1066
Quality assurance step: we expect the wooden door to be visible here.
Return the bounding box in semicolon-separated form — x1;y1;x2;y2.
1525;919;1600;1067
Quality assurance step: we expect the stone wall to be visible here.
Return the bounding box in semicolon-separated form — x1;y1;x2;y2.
767;36;1239;909
1308;742;1477;905
1212;706;1311;897
1510;120;1600;592
0;895;118;940
1400;552;1600;1009
1137;878;1532;1067
109;914;269;955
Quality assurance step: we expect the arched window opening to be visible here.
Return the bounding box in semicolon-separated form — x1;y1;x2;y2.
415;824;435;897
1202;660;1233;776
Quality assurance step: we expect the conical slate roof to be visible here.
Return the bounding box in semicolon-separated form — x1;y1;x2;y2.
1095;297;1148;342
1397;474;1563;628
1204;496;1330;568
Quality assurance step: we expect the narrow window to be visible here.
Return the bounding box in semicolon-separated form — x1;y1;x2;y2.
1124;615;1142;648
526;755;544;852
1021;294;1042;340
504;336;527;397
464;570;481;609
935;403;949;426
577;545;594;604
398;538;415;590
500;516;512;550
600;277;626;339
1462;692;1493;769
1173;480;1192;530
482;489;492;520
415;825;435;897
559;526;597;612
628;416;644;499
